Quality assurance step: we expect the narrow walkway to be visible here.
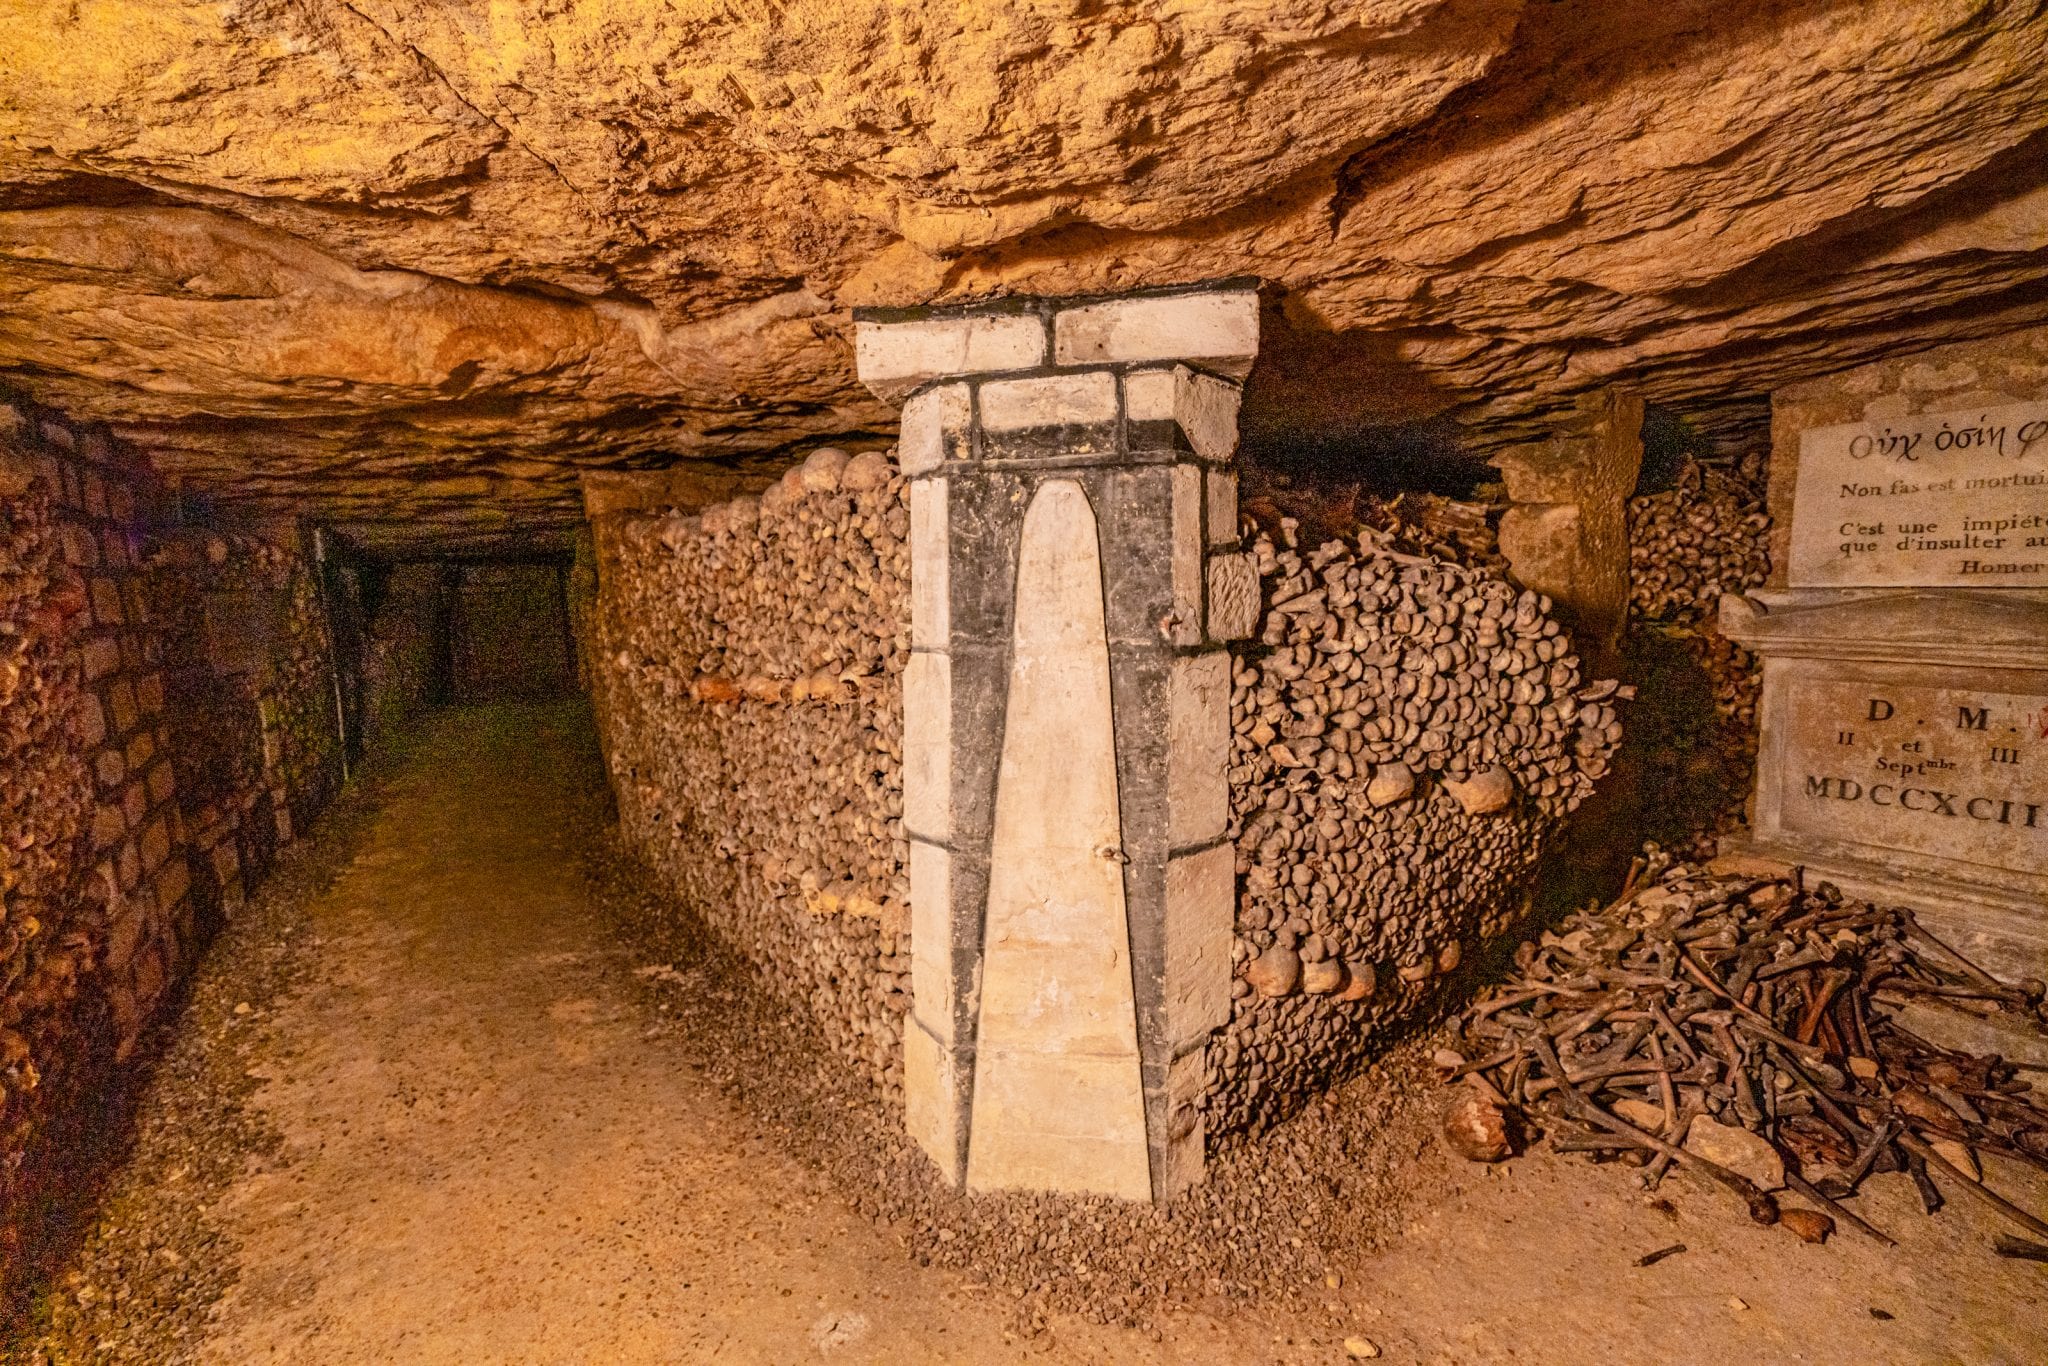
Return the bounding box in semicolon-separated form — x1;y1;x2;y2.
150;705;1211;1363
14;705;2046;1364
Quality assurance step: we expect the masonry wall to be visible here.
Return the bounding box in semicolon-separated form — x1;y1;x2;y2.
361;563;441;745
451;562;575;702
145;526;345;914
588;449;1620;1144
0;400;340;1295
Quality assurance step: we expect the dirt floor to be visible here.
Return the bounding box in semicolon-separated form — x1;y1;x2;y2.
8;702;2045;1363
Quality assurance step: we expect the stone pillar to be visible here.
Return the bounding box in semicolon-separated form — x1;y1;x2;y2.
1494;388;1645;670
856;284;1260;1203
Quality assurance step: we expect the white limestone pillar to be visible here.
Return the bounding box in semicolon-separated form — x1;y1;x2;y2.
855;283;1260;1201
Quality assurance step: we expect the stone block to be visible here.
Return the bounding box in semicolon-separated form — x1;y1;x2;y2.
1206;552;1260;641
856;313;1047;402
90;802;124;850
1157;1048;1211;1199
104;902;147;973
121;780;147;829
1206;469;1238;546
90;576;123;626
898;381;973;476
902;651;952;842
146;758;175;805
1096;467;1179;647
965;1052;1151;1200
978;371;1117;434
908;839;954;1041
137;671;164;714
81;635;121;681
61;526;97;567
908;478;950;648
140;814;171;871
1053;289;1259;377
580;468;679;519
1166;651;1230;848
94;749;125;790
903;1021;962;1182
109;679;138;733
155;856;191;911
1162;842;1235;1047
1124;365;1243;462
1169;464;1205;646
1785;399;2048;589
73;692;106;747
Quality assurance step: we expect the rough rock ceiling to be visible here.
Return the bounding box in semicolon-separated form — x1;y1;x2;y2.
2;0;2046;550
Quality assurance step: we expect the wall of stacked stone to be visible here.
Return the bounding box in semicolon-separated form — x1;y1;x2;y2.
588;447;913;1102
361;563;443;744
0;399;343;1293
451;562;575;701
144;527;345;913
590;448;1623;1143
0;403;198;1290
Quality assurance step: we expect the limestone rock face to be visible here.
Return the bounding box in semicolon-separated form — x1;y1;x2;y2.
3;1;2047;546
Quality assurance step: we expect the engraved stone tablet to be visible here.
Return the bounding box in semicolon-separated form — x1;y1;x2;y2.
1787;400;2048;588
1774;679;2047;877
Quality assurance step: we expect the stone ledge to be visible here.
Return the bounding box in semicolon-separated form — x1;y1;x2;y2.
856;313;1048;402
856;283;1260;404
1057;289;1259;377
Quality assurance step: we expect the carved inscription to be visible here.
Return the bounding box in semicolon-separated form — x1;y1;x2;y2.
1788;400;2048;588
1780;680;2047;876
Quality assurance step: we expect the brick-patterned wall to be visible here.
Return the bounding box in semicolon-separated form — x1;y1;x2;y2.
0;398;341;1296
451;562;574;701
362;563;442;744
145;527;344;917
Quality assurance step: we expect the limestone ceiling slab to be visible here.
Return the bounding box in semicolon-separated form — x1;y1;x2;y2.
1;0;2045;547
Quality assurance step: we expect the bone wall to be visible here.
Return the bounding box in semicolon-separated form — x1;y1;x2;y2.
589;449;912;1102
589;454;1621;1143
1209;521;1622;1136
0;399;341;1296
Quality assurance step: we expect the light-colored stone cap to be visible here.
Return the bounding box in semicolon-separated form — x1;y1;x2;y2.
855;311;1047;402
1055;288;1258;378
855;283;1260;402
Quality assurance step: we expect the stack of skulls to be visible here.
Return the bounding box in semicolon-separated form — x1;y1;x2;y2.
1208;518;1626;1136
0;441;95;1261
1628;454;1772;627
1626;453;1773;849
592;447;913;1104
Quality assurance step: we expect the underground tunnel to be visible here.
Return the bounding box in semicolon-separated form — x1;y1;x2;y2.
2;2;2048;1361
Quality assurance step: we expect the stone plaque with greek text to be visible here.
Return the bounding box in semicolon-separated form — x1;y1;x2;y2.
1787;400;2048;588
1777;679;2048;877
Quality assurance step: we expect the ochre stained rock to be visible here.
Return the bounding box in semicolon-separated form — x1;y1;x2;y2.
2;1;2046;546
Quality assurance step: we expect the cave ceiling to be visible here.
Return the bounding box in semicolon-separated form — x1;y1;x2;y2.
2;0;2046;550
